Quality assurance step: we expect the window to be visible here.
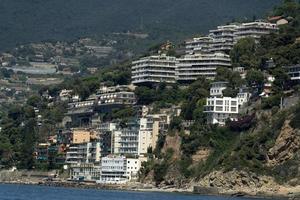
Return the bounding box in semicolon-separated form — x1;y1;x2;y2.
216;106;223;111
216;100;223;105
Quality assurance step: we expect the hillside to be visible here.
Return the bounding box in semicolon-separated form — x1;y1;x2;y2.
0;0;280;51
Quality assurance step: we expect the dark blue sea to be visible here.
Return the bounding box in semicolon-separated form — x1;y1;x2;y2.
0;184;273;200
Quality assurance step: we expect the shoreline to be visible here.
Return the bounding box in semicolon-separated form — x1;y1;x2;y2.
0;180;296;200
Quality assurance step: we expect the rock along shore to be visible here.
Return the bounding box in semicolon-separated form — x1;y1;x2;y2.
1;179;299;200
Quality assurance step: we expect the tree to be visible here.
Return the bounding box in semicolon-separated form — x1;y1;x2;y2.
170;116;183;131
272;68;290;92
215;67;244;88
27;95;41;108
230;37;260;69
135;86;157;105
19;119;37;169
246;69;264;88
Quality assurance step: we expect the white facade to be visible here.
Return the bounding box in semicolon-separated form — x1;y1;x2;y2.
185;37;213;54
138;114;170;155
96;90;136;106
131;55;177;85
126;158;141;180
210;82;228;97
138;117;153;155
204;97;239;125
185;21;278;55
112;125;139;156
185;25;238;54
209;24;239;53
69;163;101;181
205;83;251;125
99;156;127;184
176;53;231;82
235;21;278;42
98;156;142;184
66;142;101;164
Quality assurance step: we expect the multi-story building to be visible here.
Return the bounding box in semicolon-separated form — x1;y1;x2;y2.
98;122;117;157
185;21;277;55
176;53;231;82
209;82;228;97
209;24;239;53
95;85;136;106
138;114;170;155
65;142;101;164
69;163;101;181
98;156;141;184
235;21;278;42
65;85;136;127
185;37;213;54
204;96;239;125
66;100;95;127
131;54;177;85
204;83;251;126
125;158;141;180
112;122;140;156
138;117;154;155
35;143;65;166
98;156;127;184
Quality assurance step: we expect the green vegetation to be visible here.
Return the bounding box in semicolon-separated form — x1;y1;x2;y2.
0;105;37;168
138;0;300;185
231;37;260;69
1;1;300;190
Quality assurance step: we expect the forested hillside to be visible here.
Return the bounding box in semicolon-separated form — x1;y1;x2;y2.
0;0;280;50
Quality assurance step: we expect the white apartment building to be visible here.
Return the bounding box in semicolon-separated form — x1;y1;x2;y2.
138;114;170;155
66;142;101;164
209;24;239;53
235;21;278;42
210;82;228;97
185;21;277;55
205;83;251;125
69;163;101;181
98;156;141;184
204;96;239;125
126;158;141;180
285;64;300;82
176;53;231;82
185;37;213;54
131;54;177;85
98;156;127;184
112;124;140;156
96;86;136;106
